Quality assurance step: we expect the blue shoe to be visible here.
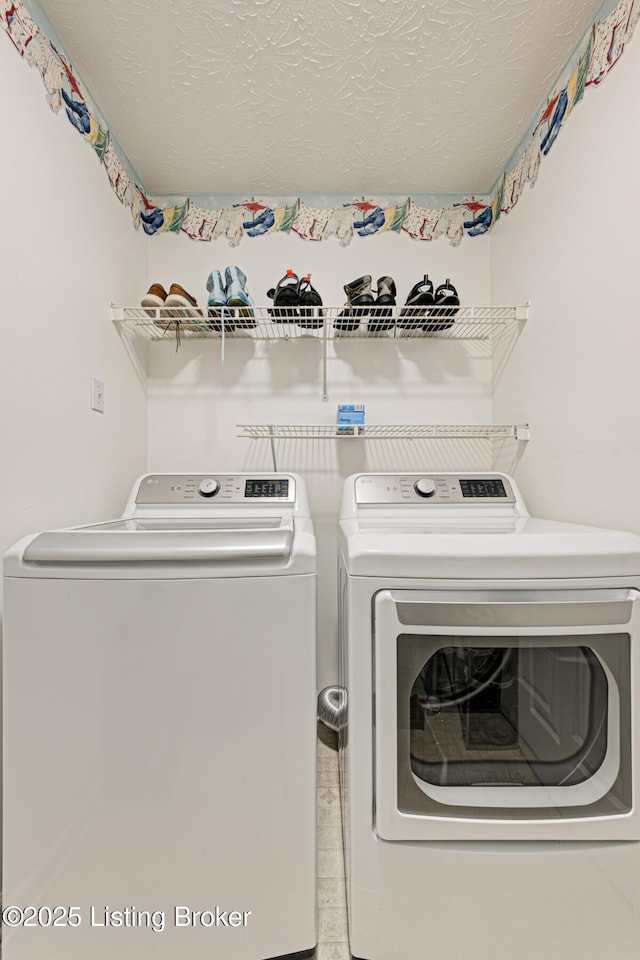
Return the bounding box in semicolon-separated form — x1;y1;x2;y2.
225;265;255;328
206;269;231;332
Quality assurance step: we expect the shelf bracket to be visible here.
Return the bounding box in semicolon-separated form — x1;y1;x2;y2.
268;424;278;471
322;321;328;402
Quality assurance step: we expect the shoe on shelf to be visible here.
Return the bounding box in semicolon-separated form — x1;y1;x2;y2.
206;269;233;333
141;282;169;325
368;276;396;334
225;265;255;328
399;275;434;330
425;279;460;333
164;282;203;321
297;275;324;329
334;275;374;332
267;269;300;322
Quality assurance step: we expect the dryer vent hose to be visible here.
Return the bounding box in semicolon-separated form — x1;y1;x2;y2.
317;686;347;732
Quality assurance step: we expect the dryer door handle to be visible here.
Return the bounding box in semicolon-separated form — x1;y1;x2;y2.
388;588;638;629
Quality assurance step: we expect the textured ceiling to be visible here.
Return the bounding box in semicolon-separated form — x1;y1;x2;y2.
37;0;603;198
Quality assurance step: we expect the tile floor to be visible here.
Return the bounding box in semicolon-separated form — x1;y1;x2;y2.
315;723;349;960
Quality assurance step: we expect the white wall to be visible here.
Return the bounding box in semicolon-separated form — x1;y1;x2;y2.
9;16;636;690
491;41;640;532
6;20;637;693
0;41;148;579
147;230;492;686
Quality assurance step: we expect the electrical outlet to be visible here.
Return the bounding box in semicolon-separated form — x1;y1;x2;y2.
91;377;105;413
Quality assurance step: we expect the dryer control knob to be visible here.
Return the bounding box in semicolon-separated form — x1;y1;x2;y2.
198;478;220;498
414;478;437;498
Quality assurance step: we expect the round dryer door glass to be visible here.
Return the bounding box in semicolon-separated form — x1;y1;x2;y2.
410;645;607;788
394;632;632;820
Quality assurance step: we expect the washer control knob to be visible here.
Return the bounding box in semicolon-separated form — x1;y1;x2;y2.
414;478;437;498
198;478;220;498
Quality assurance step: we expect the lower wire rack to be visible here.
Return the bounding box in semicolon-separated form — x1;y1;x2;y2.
237;424;530;440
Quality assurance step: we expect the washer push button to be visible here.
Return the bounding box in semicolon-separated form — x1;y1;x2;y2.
414;478;437;498
198;478;220;498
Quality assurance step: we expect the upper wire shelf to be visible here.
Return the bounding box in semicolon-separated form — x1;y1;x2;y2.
111;304;528;342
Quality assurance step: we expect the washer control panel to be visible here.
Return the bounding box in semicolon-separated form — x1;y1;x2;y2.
136;475;296;504
355;474;515;504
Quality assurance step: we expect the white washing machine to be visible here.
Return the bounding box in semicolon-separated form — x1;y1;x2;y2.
3;473;317;960
338;472;640;960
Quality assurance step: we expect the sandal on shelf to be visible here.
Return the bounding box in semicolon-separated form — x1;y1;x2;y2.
297;275;324;329
399;275;434;330
268;269;300;321
368;276;396;334
334;275;374;333
425;279;460;333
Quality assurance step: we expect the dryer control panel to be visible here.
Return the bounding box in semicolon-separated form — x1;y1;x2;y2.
355;474;516;504
136;475;296;504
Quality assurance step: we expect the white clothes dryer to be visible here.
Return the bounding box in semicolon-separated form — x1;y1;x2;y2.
338;472;640;960
3;473;317;960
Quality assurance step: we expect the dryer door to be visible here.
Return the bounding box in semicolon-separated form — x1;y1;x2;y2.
374;588;639;841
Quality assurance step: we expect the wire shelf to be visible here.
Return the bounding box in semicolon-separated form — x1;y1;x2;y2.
238;424;530;440
112;302;528;401
111;304;527;342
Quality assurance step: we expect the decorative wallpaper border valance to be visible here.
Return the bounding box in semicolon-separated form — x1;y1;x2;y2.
2;0;638;246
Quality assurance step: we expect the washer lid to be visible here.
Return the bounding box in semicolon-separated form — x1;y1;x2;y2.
5;515;317;578
340;516;640;580
23;517;294;565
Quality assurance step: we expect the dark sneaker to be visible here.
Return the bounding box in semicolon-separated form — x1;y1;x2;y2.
335;275;374;332
425;279;460;332
368;276;396;334
399;275;434;330
297;276;324;329
267;269;300;322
